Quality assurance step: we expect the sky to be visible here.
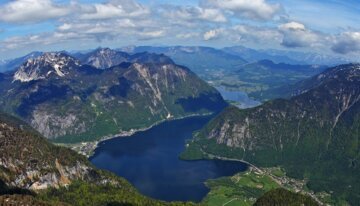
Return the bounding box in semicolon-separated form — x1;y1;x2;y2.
0;0;360;60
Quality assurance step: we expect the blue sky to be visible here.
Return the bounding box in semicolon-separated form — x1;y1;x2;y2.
0;0;360;60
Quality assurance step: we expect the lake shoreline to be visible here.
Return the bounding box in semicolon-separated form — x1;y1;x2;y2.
63;112;213;157
89;115;248;202
182;147;326;205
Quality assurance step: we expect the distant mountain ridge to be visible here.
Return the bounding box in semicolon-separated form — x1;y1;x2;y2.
0;52;43;73
74;47;174;69
120;46;247;80
0;49;227;143
224;46;352;65
117;46;338;102
183;64;360;205
1;45;354;73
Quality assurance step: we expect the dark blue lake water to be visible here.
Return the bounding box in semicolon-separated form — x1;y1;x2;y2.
90;115;248;202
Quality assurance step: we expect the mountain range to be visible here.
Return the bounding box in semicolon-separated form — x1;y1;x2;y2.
0;46;348;205
0;49;227;143
2;46;352;104
182;64;360;205
120;46;333;100
224;46;352;66
123;45;354;67
1;45;354;74
122;46;247;81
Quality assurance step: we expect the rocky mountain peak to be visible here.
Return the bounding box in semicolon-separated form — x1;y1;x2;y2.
13;52;80;82
97;47;115;54
316;63;360;82
82;48;129;69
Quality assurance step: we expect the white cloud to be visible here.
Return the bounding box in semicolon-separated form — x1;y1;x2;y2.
51;0;159;42
79;0;150;20
1;0;359;60
332;32;360;54
201;0;281;20
203;29;223;40
0;0;70;23
278;21;321;48
58;19;138;34
138;30;166;40
278;21;306;31
201;24;282;45
56;18;160;39
176;33;200;39
198;8;227;22
159;5;226;26
232;25;281;42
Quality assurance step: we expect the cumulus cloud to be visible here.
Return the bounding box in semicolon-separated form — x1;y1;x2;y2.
56;17;163;41
50;0;160;43
138;30;166;40
279;21;306;31
1;0;359;60
201;24;281;45
232;25;281;42
331;32;360;54
198;8;227;22
0;0;70;23
203;29;223;40
201;0;281;20
278;21;321;48
58;19;138;34
1;33;78;50
0;0;284;53
176;33;200;39
159;5;226;26
79;0;150;20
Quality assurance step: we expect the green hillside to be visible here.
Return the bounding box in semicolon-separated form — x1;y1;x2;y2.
182;64;360;205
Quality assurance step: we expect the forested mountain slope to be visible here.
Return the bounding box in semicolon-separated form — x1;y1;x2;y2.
0;111;195;206
0;51;226;143
183;64;360;204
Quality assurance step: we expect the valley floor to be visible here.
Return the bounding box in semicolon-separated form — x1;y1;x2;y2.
197;150;334;206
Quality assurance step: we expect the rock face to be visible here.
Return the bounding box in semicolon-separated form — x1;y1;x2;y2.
0;49;227;142
77;48;130;69
186;64;360;205
13;53;80;82
0;112;94;191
